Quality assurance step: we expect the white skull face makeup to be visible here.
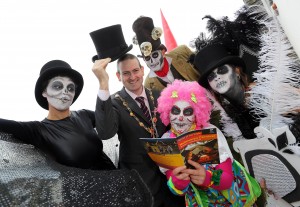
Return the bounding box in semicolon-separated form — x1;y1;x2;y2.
143;49;164;72
42;76;75;111
170;100;195;135
207;64;238;94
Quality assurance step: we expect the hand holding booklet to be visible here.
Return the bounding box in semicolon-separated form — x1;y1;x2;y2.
140;128;220;169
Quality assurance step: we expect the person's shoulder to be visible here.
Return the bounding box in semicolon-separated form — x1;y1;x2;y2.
72;109;94;116
146;88;161;98
111;91;122;100
166;45;194;57
109;91;126;107
144;73;165;91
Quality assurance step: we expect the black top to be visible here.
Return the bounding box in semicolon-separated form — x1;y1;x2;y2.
0;110;115;170
220;97;259;139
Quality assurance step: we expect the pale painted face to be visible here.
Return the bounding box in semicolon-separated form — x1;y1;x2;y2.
207;64;237;94
42;76;75;111
170;100;195;135
143;50;164;72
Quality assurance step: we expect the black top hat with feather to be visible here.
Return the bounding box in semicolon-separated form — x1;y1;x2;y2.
191;6;263;85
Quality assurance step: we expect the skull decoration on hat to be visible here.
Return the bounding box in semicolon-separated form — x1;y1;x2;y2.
132;16;200;91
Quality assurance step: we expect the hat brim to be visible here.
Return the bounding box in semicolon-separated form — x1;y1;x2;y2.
199;56;245;87
92;44;133;63
35;67;84;110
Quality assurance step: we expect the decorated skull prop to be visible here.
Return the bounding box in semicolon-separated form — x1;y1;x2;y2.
140;42;152;57
151;27;163;40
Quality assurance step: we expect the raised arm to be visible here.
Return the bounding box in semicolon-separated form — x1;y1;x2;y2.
0;118;41;145
92;58;119;140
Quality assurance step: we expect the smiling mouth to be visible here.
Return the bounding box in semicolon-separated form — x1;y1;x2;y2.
174;123;187;128
216;81;227;88
129;79;138;84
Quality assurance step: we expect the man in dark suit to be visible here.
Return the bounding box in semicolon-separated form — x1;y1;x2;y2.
92;54;185;207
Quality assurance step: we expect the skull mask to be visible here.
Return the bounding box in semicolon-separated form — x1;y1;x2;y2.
207;64;239;95
42;76;75;111
170;100;195;135
143;49;164;72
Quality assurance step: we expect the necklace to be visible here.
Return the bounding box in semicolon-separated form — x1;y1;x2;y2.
116;89;158;138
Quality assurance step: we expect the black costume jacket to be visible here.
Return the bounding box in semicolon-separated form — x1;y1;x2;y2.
0;110;115;170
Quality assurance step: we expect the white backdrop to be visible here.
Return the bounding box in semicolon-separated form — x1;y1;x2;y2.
0;0;244;121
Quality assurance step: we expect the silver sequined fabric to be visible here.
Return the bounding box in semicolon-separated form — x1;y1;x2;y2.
251;153;296;198
102;134;120;167
0;132;153;207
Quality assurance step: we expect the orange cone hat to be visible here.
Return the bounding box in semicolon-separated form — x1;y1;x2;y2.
160;9;177;51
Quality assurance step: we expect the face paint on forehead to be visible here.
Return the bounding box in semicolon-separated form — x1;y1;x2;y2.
207;65;230;82
207;64;237;95
144;50;164;72
43;76;76;111
170;100;196;135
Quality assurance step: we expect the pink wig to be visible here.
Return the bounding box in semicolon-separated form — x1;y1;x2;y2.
157;80;212;128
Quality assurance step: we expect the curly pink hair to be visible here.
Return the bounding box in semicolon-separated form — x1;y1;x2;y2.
157;80;212;128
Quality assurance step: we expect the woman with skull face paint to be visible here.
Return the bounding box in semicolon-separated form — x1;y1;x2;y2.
0;60;116;170
157;80;261;206
192;44;260;140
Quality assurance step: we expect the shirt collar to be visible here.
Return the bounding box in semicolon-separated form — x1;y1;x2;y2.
125;86;148;101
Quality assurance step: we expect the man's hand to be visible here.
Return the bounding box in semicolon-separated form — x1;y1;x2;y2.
92;58;111;90
183;160;206;185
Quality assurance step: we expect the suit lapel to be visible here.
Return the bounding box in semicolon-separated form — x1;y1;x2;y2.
146;88;156;117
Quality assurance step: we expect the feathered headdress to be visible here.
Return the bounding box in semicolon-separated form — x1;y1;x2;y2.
189;5;263;141
191;5;263;81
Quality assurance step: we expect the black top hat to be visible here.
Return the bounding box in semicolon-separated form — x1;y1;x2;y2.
132;16;164;56
90;24;133;62
35;60;84;110
194;44;246;88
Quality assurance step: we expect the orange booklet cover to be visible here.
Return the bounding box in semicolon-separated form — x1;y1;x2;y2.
140;128;219;169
